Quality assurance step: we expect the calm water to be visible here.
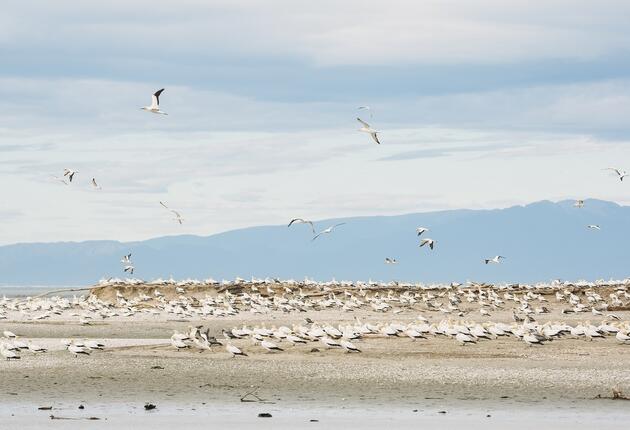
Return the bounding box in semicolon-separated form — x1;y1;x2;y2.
0;285;85;298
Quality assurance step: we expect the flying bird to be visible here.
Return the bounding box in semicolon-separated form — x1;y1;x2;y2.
312;223;346;241
573;200;584;208
604;167;628;181
123;265;135;275
63;169;78;182
121;254;132;264
288;218;315;234
419;238;435;250
141;88;168;115
385;258;398;264
587;224;601;230
484;256;505;264
416;227;429;236
91;178;101;190
357;118;381;144
159;201;184;225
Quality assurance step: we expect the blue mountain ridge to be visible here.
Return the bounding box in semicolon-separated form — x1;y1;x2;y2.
0;199;627;286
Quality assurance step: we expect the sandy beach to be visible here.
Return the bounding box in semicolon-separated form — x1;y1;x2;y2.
2;282;630;428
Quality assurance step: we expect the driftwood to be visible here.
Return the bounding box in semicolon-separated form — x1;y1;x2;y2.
240;386;264;402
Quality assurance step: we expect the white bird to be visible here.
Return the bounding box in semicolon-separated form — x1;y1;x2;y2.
573;200;584;208
226;343;247;357
141;88;167;115
587;225;601;230
67;343;90;357
121;254;132;264
416;227;429;236
159;201;183;224
419;238;435;250
0;345;20;360
604;167;628;181
288;218;315;234
385;258;398;264
91;178;102;190
455;332;476;345
260;340;283;353
312;223;346;241
484;256;505;264
357;118;381;144
3;330;17;339
124;265;135;275
63;168;78;182
340;340;361;353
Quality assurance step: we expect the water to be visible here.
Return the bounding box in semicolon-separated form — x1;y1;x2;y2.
0;285;85;298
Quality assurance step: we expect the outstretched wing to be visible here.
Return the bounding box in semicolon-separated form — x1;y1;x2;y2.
356;117;370;127
151;88;165;108
371;132;381;144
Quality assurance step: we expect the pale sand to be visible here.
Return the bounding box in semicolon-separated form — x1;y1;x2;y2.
2;288;630;428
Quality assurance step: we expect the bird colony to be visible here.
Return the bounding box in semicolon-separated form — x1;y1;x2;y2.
2;277;630;360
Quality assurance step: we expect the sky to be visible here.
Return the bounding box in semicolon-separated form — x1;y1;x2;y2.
2;0;630;245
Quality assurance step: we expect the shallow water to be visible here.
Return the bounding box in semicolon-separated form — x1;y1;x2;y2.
2;400;630;429
0;285;84;298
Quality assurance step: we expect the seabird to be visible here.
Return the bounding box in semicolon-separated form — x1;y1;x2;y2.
159;201;184;224
226;343;248;357
91;178;101;190
357;118;381;144
124;265;135;275
340;340;361;353
63;168;78;182
121;253;132;264
573;200;584;208
419;238;435;250
587;225;601;230
288;218;315;234
312;223;346;241
141;88;168;115
484;256;505;264
416;227;429;236
385;257;398;264
260;340;283;353
604;167;628;181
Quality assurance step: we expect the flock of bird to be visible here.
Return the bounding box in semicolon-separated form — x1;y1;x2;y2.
2;275;630;360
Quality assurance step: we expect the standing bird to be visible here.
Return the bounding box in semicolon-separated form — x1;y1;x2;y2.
357;118;381;144
419;238;435;250
416;227;429;236
604;167;628;181
141;88;168;115
312;223;346;241
288;218;315;234
63;169;78;182
226;343;248;357
484;256;506;264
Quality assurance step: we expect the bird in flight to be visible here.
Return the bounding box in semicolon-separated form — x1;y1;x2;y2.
573;200;584;208
604;167;628;182
357;118;381;144
121;253;132;264
159;201;184;225
63;169;78;182
419;238;435;250
123;265;135;275
587;224;601;230
141;88;168;115
416;227;429;236
312;223;346;241
384;257;398;264
288;218;315;234
91;178;102;190
484;255;506;264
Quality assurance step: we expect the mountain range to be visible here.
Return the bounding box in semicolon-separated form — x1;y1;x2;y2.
1;199;628;286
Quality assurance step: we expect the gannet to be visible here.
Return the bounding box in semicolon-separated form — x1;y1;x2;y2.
91;178;102;190
604;167;628;181
260;340;283;353
288;218;316;234
419;238;435;250
226;343;248;357
63;168;78;182
384;258;398;264
416;227;429;236
340;340;361;353
141;88;168;115
587;225;601;230
573;200;584;208
357;118;381;144
312;223;346;241
484;256;505;264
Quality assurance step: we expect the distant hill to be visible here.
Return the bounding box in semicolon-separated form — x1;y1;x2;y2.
1;199;628;286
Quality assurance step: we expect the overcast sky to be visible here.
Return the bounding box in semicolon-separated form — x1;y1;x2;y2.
2;0;630;245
